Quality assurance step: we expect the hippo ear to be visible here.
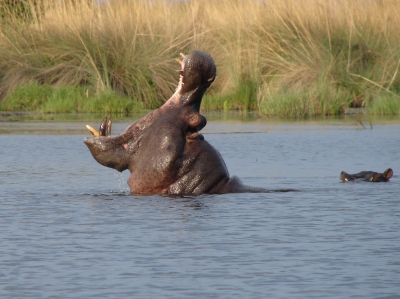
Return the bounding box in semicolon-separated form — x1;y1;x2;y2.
384;168;393;179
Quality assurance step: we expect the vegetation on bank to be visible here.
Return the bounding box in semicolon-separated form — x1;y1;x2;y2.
0;0;400;117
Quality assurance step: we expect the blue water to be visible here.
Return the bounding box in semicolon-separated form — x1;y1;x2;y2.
1;119;399;298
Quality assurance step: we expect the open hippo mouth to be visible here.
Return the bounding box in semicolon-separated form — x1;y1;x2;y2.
84;50;294;195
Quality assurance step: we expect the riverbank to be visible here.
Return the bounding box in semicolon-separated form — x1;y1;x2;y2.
2;110;399;125
1;0;400;117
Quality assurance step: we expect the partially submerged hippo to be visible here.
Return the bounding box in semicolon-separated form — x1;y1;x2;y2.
84;50;291;195
340;168;393;182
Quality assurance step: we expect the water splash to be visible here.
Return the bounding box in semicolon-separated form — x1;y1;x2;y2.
113;170;129;193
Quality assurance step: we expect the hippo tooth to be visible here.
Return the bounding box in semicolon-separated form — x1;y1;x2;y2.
106;118;112;137
175;53;186;65
98;116;109;136
86;125;100;137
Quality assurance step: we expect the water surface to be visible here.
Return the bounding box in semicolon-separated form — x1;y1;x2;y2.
1;117;399;298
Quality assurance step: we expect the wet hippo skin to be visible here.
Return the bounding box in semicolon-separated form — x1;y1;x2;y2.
340;168;393;182
84;50;294;195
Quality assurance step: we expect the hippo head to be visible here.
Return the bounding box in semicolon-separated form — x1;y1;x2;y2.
340;168;393;182
367;168;393;182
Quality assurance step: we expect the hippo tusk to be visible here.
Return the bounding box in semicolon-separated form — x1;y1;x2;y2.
86;116;112;137
86;125;100;137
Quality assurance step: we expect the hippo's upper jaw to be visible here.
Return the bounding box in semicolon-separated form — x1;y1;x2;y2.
166;50;216;111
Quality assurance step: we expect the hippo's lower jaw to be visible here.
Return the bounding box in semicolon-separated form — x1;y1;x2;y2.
340;168;393;182
84;136;131;172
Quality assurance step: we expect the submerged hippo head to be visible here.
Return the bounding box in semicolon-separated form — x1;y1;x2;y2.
340;168;393;182
84;50;270;195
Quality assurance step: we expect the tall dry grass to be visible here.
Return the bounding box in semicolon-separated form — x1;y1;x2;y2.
1;0;400;116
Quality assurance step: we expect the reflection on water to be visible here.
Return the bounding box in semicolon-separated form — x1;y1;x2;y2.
0;118;399;299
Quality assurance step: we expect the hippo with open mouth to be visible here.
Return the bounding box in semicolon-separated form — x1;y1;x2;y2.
84;50;289;195
340;168;393;182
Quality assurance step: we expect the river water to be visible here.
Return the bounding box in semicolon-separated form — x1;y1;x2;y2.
1;116;399;299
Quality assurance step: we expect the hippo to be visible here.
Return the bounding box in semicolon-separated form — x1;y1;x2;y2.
340;168;393;182
84;50;293;195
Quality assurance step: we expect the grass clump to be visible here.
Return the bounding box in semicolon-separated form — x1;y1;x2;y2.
0;0;400;117
0;0;190;111
0;82;142;113
248;0;400;117
366;93;400;115
203;74;260;112
258;82;351;118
